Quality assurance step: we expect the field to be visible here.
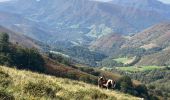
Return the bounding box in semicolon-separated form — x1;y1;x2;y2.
0;66;140;100
116;66;165;73
113;57;135;64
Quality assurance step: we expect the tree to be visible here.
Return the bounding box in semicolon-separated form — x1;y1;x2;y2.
0;33;11;66
0;32;9;53
0;33;45;72
120;76;133;87
134;84;148;97
120;82;129;92
12;47;45;72
0;53;12;66
0;32;9;43
116;76;133;93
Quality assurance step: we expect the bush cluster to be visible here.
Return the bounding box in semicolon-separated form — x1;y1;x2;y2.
0;32;45;72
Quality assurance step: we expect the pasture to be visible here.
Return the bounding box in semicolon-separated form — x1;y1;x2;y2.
116;66;166;73
113;57;135;64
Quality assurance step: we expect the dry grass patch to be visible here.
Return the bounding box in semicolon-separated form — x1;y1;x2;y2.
0;89;14;100
0;66;140;100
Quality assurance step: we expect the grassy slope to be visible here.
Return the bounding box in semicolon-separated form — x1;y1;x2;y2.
116;66;165;73
0;66;140;100
137;50;170;66
113;57;135;64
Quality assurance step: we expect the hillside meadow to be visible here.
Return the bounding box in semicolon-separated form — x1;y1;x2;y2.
0;66;141;100
116;66;166;73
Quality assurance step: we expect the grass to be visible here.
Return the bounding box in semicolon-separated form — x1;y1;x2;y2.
0;89;14;100
113;57;135;64
0;66;140;100
116;66;165;73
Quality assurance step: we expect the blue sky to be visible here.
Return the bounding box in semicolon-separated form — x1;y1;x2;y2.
157;0;170;4
95;0;170;4
0;0;170;4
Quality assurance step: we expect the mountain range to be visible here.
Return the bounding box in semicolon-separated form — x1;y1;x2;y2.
90;22;170;66
0;0;170;66
0;0;170;45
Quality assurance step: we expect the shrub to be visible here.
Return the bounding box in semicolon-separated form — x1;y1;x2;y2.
12;47;45;72
66;71;78;80
134;84;148;96
116;76;133;91
0;70;12;88
24;81;62;98
120;82;129;93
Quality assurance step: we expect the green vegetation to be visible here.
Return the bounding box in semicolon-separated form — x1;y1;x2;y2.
111;67;170;99
0;89;14;100
137;49;170;66
55;46;107;66
0;32;160;99
74;66;151;99
99;58;124;67
116;66;165;73
0;66;140;100
100;47;163;67
148;79;170;99
115;76;150;99
99;56;141;67
24;81;61;98
0;32;45;72
48;52;72;66
0;70;12;88
113;57;135;64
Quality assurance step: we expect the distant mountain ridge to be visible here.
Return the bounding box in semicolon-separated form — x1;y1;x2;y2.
111;0;170;10
125;22;170;66
0;0;170;45
123;22;170;49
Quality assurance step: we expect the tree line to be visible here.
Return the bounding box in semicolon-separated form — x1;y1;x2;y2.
0;32;45;72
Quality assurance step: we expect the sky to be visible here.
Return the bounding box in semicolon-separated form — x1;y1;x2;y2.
159;0;170;4
0;0;170;4
0;0;10;2
94;0;170;4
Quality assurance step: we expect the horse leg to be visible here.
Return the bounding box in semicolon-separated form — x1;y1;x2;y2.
107;86;109;90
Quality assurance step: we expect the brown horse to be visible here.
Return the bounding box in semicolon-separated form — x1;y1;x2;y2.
98;76;107;88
